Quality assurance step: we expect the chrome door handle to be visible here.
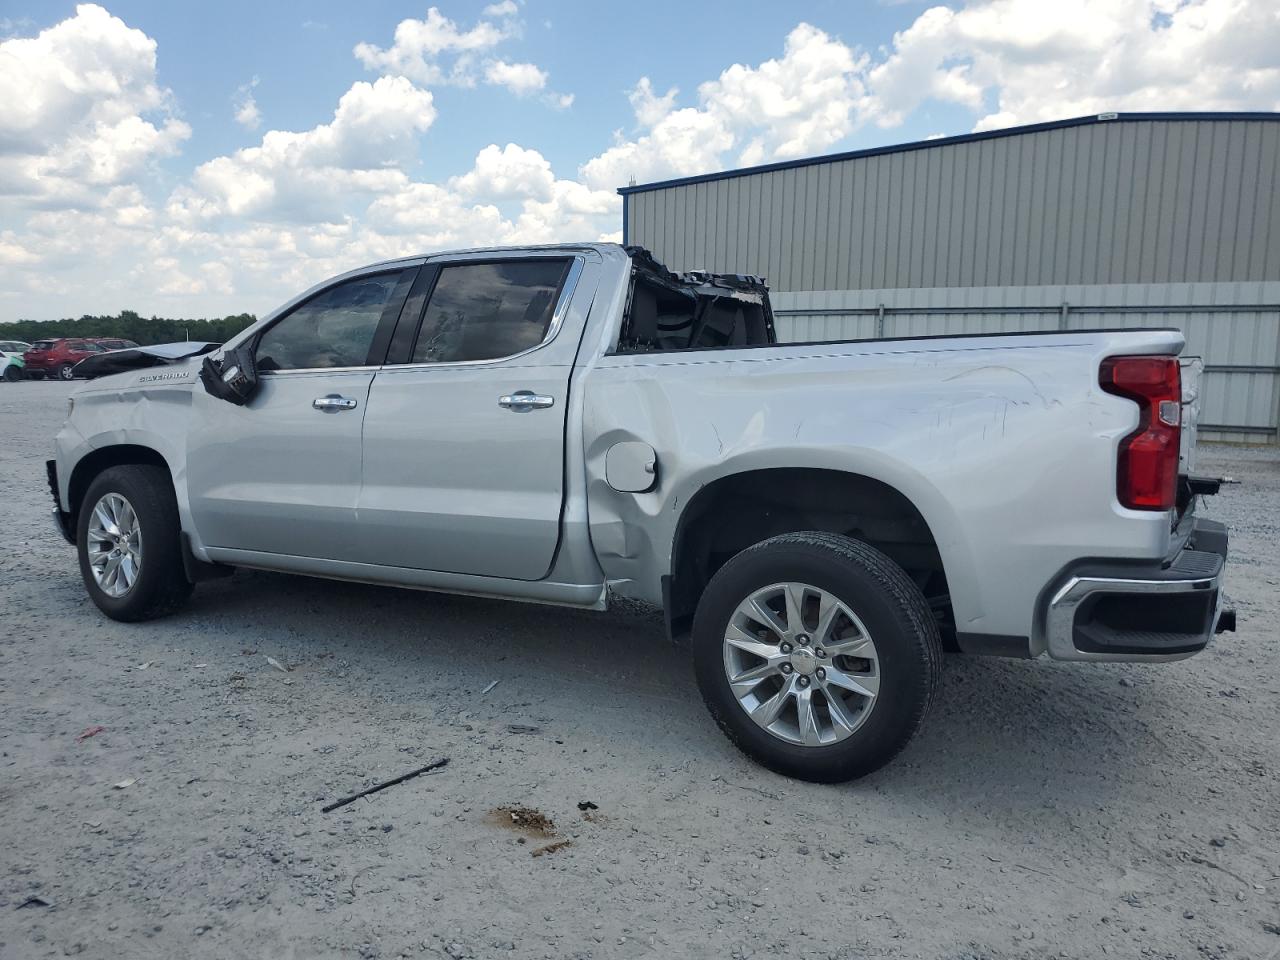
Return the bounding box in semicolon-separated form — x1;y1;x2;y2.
313;395;358;412
498;391;554;411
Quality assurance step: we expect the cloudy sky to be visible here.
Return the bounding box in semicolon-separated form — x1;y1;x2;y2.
1;1;1278;322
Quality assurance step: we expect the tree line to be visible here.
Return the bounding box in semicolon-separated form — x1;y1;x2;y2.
0;310;257;346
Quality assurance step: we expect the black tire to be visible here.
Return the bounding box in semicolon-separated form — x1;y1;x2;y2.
2;365;19;382
692;532;942;783
76;465;193;622
57;363;75;381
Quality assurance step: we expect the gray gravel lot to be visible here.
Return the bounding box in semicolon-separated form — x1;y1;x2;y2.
2;378;1278;960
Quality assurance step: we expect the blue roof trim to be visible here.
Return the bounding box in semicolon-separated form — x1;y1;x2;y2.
616;111;1280;196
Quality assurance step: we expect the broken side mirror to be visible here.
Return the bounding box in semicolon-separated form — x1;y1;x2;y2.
199;343;259;405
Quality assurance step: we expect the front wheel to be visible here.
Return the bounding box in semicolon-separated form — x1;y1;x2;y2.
77;465;193;622
57;363;75;381
2;365;19;382
692;532;941;782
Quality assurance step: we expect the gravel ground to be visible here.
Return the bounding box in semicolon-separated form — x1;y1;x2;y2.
2;378;1278;960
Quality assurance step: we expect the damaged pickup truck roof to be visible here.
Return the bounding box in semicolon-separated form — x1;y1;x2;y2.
617;246;776;352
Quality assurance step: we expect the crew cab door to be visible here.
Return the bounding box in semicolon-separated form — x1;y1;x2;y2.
186;266;417;560
356;254;588;579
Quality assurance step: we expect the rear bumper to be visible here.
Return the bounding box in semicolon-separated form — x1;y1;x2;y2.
1043;518;1231;662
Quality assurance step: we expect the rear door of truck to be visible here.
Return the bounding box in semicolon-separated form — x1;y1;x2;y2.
355;252;592;579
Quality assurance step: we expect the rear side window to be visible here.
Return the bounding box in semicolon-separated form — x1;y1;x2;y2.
257;272;404;371
32;341;54;350
411;260;569;364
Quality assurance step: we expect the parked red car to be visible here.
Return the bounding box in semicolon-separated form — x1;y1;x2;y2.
23;339;108;380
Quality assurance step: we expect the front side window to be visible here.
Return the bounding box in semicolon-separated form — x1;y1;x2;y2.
411;259;570;364
257;272;403;371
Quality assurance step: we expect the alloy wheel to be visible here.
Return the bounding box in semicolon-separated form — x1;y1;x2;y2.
722;581;880;746
87;492;143;598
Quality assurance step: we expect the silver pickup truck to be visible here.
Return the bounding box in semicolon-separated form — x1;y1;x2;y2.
48;243;1233;781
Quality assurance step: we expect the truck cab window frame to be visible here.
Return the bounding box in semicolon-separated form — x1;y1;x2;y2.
252;268;415;374
399;258;573;366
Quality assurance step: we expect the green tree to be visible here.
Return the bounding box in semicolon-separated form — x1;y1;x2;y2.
0;312;258;346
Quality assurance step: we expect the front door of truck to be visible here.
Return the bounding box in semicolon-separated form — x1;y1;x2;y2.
186;266;416;561
357;254;588;579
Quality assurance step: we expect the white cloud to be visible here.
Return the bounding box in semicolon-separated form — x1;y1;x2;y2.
452;142;555;200
699;23;867;161
865;0;1280;131
0;3;189;206
234;76;262;130
353;6;509;86
579;23;864;189
354;6;572;107
629;77;679;128
173;75;436;223
235;97;262;130
484;59;547;95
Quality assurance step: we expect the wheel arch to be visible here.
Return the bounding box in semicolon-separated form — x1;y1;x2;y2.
68;444;173;527
666;466;957;642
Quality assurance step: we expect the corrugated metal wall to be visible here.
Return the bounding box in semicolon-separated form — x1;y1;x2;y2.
625;118;1280;291
771;282;1280;443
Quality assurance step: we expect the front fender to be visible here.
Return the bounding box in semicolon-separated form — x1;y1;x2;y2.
57;375;199;550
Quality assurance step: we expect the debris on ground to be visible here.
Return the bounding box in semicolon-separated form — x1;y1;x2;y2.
320;757;450;813
481;679;499;694
265;656;290;673
17;896;51;909
112;778;137;790
505;724;540;735
576;801;598;811
75;725;106;743
136;661;155;670
489;806;556;837
531;839;572;858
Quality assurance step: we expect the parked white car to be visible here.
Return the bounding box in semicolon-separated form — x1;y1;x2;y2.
0;340;30;381
47;244;1234;781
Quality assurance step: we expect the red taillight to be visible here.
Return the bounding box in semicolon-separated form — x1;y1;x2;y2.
1100;356;1181;511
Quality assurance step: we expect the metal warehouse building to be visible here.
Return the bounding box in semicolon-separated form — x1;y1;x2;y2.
620;112;1280;443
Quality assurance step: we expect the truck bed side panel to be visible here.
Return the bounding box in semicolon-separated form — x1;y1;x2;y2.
582;329;1184;647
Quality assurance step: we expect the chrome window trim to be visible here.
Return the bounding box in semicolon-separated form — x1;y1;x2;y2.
386;255;585;372
258;365;380;377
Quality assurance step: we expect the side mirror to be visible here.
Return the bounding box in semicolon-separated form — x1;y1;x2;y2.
199;343;259;405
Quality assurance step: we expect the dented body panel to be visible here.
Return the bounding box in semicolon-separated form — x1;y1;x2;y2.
54;242;1213;657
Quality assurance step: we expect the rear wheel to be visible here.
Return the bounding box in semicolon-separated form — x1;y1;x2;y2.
57;362;75;381
77;465;193;622
692;532;941;782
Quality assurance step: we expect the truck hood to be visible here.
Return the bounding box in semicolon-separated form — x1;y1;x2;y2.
72;341;220;379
